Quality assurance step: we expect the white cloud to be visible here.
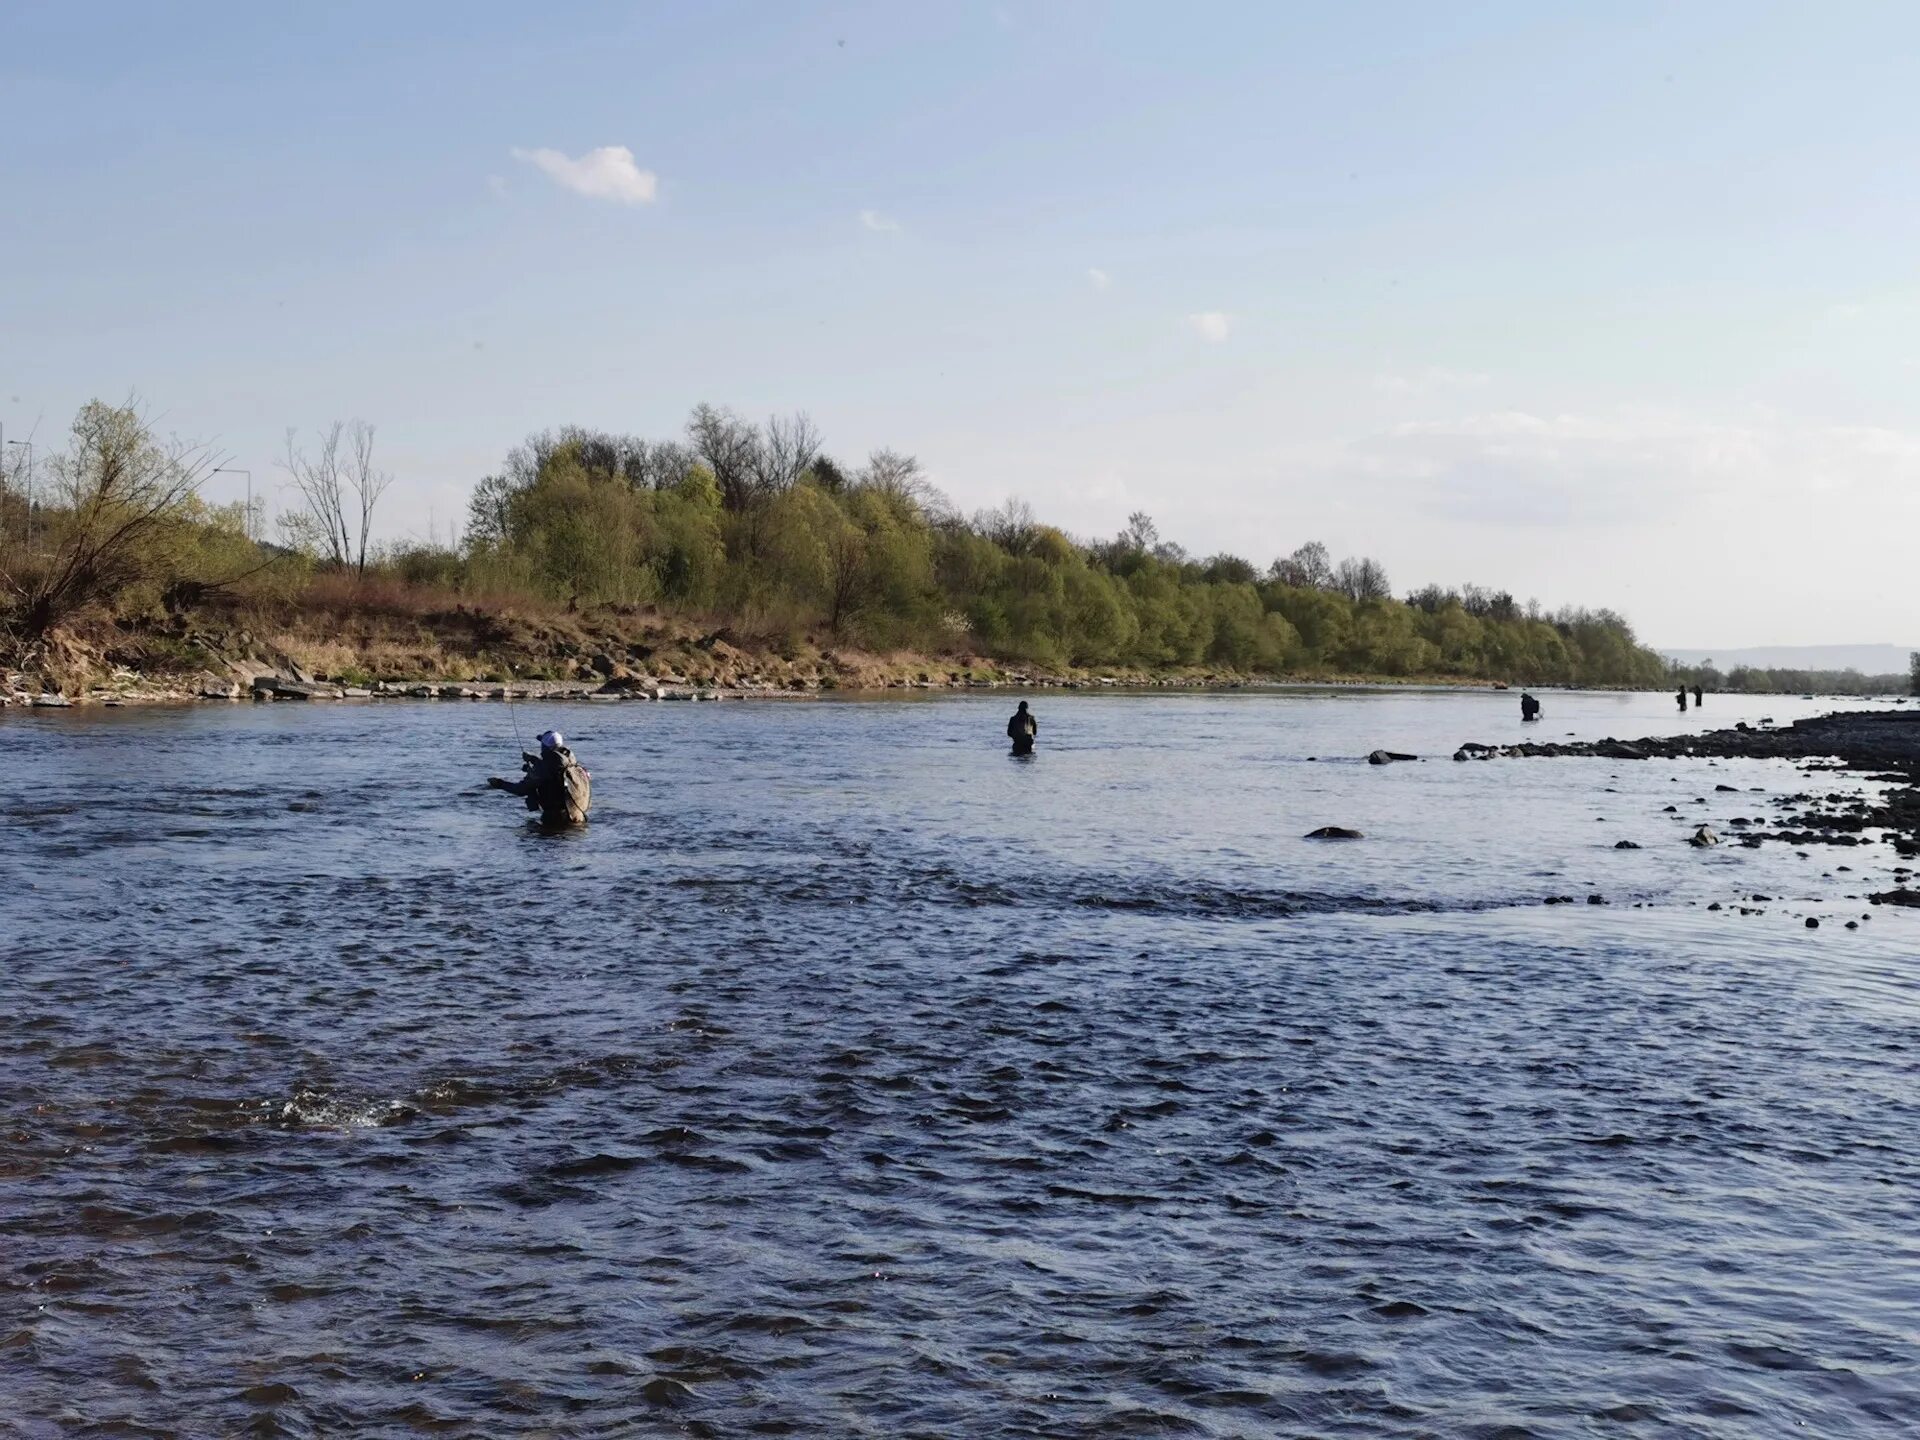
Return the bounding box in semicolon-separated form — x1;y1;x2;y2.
509;145;657;205
1186;311;1232;342
1087;268;1111;291
859;209;901;232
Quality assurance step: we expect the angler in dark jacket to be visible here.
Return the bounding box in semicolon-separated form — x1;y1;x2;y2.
1006;701;1038;756
489;729;592;825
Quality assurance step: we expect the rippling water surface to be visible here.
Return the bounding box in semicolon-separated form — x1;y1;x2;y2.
4;688;1917;1438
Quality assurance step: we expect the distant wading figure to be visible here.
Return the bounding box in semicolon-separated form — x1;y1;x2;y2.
1692;684;1704;707
489;729;592;825
1676;685;1689;712
1007;701;1038;756
1520;692;1541;722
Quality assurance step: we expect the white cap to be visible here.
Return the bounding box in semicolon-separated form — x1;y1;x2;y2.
537;729;563;750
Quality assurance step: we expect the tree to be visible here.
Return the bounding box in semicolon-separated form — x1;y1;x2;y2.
1334;555;1391;602
809;456;851;493
1271;540;1333;590
282;419;391;578
686;404;763;511
756;412;821;497
858;448;946;520
977;498;1038;555
466;473;515;548
14;400;218;637
1120;511;1159;554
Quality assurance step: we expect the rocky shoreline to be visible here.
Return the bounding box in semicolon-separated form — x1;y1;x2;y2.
1463;709;1920;905
0;669;1357;709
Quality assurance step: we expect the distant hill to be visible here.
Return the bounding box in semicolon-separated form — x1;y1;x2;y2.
1660;644;1915;674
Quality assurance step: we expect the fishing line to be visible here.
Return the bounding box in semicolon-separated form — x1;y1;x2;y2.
505;664;529;754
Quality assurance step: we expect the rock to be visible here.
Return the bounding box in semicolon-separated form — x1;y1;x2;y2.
1805;917;1820;929
1453;750;1469;762
1715;784;1738;792
1366;750;1417;765
1663;805;1679;813
32;693;72;708
1614;840;1641;849
1707;902;1722;911
1587;894;1606;905
1868;888;1920;907
1689;826;1720;848
1543;895;1574;905
268;680;339;701
1304;826;1363;840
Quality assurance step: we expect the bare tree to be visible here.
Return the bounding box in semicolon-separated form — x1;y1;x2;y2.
632;440;696;491
1120;511;1159;553
282;419;391;578
757;412;822;496
1334;555;1392;602
342;422;391;578
14;400;219;638
1270;540;1334;590
977;498;1039;555
686;404;763;511
857;447;949;519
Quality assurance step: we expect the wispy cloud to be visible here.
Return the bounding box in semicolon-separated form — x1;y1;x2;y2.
1349;406;1920;526
1373;366;1489;397
1186;311;1232;342
859;208;901;233
509;145;657;205
1087;267;1111;291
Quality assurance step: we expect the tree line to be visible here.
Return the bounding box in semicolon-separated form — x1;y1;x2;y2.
5;398;1678;687
1665;659;1912;697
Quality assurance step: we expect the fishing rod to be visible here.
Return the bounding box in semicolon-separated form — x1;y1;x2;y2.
504;663;530;758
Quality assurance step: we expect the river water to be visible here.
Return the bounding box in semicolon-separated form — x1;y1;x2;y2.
3;688;1917;1438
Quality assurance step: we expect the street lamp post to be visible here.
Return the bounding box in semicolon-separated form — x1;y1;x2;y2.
213;467;254;540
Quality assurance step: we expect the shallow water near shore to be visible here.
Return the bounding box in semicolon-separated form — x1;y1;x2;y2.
3;687;1918;1437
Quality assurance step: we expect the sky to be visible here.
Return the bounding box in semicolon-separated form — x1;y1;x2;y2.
3;0;1918;649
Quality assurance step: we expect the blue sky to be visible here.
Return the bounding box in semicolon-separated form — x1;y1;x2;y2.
4;0;1918;647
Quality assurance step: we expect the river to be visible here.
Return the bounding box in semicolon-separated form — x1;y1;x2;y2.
3;687;1916;1437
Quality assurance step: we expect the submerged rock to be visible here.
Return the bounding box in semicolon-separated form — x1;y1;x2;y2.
1689;826;1720;848
1366;750;1417;765
1304;826;1364;840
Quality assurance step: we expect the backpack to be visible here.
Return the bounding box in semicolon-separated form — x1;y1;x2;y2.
534;746;592;823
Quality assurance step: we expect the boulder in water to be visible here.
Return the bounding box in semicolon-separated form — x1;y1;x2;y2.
1304;826;1363;840
1366;750;1417;765
1689;826;1720;848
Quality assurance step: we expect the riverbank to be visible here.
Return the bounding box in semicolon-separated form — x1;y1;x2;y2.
1470;708;1920;897
0;605;1529;707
